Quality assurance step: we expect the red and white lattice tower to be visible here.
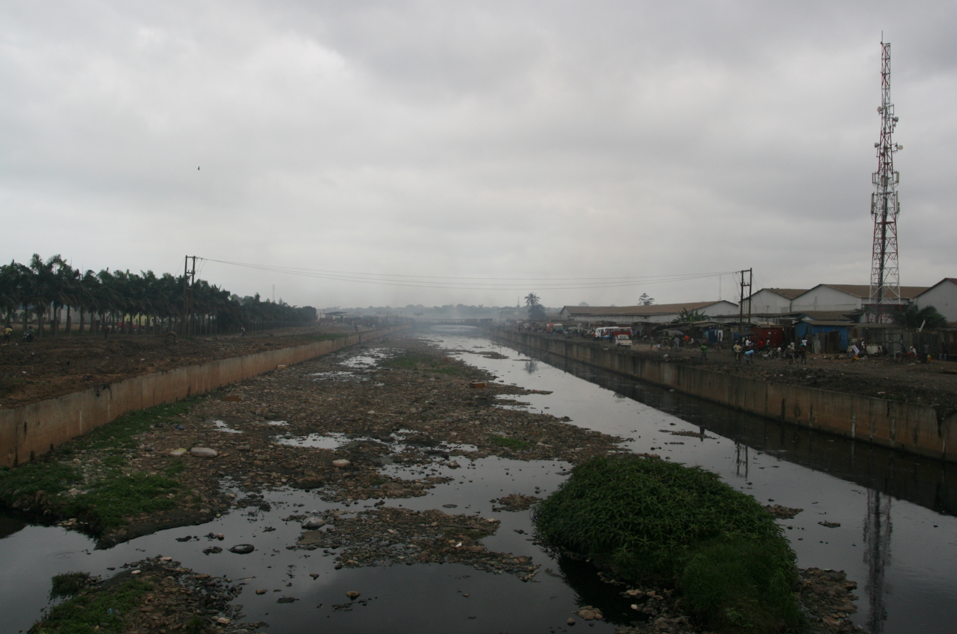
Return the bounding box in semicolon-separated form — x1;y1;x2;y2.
869;40;902;323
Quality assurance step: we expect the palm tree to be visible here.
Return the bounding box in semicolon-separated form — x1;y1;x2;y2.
25;254;64;337
0;261;23;328
524;293;540;307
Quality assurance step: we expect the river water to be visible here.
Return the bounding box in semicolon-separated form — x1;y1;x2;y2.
2;330;956;633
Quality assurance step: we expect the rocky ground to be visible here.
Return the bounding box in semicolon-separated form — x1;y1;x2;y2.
12;332;865;633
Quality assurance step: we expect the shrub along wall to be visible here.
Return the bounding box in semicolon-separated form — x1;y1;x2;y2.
493;330;957;463
0;328;404;468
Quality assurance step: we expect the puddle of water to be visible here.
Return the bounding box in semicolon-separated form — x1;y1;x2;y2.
274;427;480;457
275;432;352;450
212;419;244;434
339;347;392;369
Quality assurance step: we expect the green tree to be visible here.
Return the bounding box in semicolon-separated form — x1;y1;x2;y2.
638;293;654;306
891;304;948;330
675;308;708;323
525;293;546;320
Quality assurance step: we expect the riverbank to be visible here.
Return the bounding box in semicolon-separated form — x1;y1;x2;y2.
492;329;957;462
9;333;863;633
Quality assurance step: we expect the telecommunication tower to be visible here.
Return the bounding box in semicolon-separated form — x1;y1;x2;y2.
869;40;903;323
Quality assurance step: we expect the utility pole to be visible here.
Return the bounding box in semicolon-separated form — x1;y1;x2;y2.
183;255;196;336
869;39;902;324
738;268;752;337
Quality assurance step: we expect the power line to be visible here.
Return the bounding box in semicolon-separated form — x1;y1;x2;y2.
198;257;737;292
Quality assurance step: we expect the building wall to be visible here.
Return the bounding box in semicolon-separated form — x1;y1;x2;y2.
791;287;863;313
916;281;957;323
743;291;792;315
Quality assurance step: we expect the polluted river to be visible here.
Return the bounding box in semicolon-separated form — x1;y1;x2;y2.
2;328;956;634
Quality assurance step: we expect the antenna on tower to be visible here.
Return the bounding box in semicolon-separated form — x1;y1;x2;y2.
868;39;902;324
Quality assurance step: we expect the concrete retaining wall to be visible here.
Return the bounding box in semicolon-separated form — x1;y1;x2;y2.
493;330;956;462
0;328;403;468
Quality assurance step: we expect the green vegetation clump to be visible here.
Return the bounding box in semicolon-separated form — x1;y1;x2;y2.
0;462;83;500
31;577;152;634
0;399;198;532
81;400;196;453
532;455;800;633
384;353;468;375
489;436;532;451
49;572;92;600
64;473;180;530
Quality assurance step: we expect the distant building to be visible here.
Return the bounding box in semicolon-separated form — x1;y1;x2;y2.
559;300;739;325
914;279;957;323
790;284;927;315
741;288;807;315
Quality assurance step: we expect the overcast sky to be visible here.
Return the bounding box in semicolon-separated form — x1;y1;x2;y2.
2;1;954;309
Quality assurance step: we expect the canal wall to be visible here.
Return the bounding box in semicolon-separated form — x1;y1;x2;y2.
0;328;404;468
492;330;957;463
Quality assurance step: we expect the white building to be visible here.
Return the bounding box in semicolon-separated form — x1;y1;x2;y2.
559;300;739;325
915;279;957;323
741;288;807;315
790;284;927;314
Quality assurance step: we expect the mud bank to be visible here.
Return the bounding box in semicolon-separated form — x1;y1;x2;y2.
492;329;957;462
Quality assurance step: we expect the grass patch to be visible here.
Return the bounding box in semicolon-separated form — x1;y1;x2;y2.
489;436;532;451
65;473;180;531
0;462;82;501
49;572;92;600
533;455;800;633
383;353;434;370
384;353;469;376
0;398;199;532
32;577;153;634
80;399;197;453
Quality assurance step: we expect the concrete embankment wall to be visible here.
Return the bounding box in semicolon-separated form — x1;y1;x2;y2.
493;330;957;463
0;328;404;468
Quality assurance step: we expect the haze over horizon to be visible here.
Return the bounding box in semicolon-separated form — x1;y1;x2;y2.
3;1;955;310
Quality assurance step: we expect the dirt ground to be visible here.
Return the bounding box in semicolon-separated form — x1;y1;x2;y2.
566;335;957;413
0;325;359;408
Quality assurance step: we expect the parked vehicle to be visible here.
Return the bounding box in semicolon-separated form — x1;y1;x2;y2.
595;326;632;339
615;335;632;347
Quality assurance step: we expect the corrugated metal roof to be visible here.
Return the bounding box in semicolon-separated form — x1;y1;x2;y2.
805;284;928;299
916;278;957;296
560;300;735;317
748;288;808;300
798;320;857;327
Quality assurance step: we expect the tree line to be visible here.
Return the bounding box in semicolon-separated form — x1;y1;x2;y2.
0;254;316;337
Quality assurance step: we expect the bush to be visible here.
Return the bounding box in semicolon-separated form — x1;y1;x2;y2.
680;538;801;632
532;455;800;633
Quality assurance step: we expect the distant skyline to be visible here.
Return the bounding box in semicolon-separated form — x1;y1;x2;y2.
3;2;955;309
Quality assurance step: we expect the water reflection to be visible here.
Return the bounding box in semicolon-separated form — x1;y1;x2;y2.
523;359;539;375
0;511;26;539
515;343;957;518
864;491;892;634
